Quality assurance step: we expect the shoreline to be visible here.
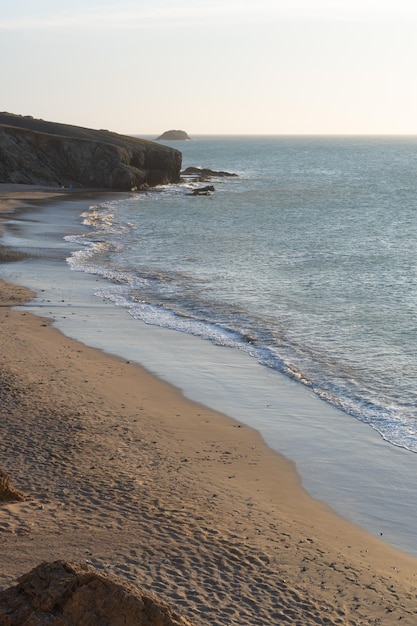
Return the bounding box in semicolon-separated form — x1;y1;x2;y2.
4;193;417;556
1;188;417;623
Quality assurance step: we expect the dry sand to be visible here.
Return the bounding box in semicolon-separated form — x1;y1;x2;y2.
1;189;417;625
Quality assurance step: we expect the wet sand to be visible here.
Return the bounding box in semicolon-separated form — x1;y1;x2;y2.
1;188;417;625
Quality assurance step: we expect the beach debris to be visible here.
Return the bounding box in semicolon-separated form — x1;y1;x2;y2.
0;560;195;626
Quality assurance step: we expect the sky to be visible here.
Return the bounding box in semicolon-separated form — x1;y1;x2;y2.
2;0;417;135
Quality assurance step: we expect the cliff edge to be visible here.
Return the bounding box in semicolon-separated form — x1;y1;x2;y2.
0;113;182;190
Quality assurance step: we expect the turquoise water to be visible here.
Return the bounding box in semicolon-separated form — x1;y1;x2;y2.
64;136;417;452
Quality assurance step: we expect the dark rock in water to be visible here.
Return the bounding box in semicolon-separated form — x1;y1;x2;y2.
0;112;182;191
156;130;190;141
0;560;195;626
189;185;215;196
181;166;237;181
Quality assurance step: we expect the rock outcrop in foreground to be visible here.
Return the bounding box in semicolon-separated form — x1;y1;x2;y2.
156;130;190;141
0;561;194;626
0;113;182;190
0;468;25;503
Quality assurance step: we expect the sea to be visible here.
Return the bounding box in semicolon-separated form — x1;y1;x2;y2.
3;135;417;554
73;135;417;452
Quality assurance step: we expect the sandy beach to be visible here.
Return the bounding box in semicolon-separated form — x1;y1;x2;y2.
1;189;417;624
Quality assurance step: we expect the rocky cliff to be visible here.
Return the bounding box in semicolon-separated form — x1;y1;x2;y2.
0;113;182;191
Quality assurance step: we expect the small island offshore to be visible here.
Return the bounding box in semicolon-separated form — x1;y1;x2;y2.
156;130;191;141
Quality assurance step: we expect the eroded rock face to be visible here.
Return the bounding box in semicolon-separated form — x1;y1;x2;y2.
0;113;182;190
0;561;194;626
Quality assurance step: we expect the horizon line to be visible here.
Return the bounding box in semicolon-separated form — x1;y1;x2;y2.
133;132;417;138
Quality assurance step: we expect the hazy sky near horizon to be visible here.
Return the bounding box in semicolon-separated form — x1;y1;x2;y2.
2;0;417;135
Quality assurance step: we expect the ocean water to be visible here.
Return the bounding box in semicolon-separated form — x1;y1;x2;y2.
63;135;417;454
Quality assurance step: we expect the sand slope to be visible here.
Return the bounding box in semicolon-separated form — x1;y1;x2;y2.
0;278;417;624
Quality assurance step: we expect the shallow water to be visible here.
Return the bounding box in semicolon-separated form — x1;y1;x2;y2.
2;191;417;557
